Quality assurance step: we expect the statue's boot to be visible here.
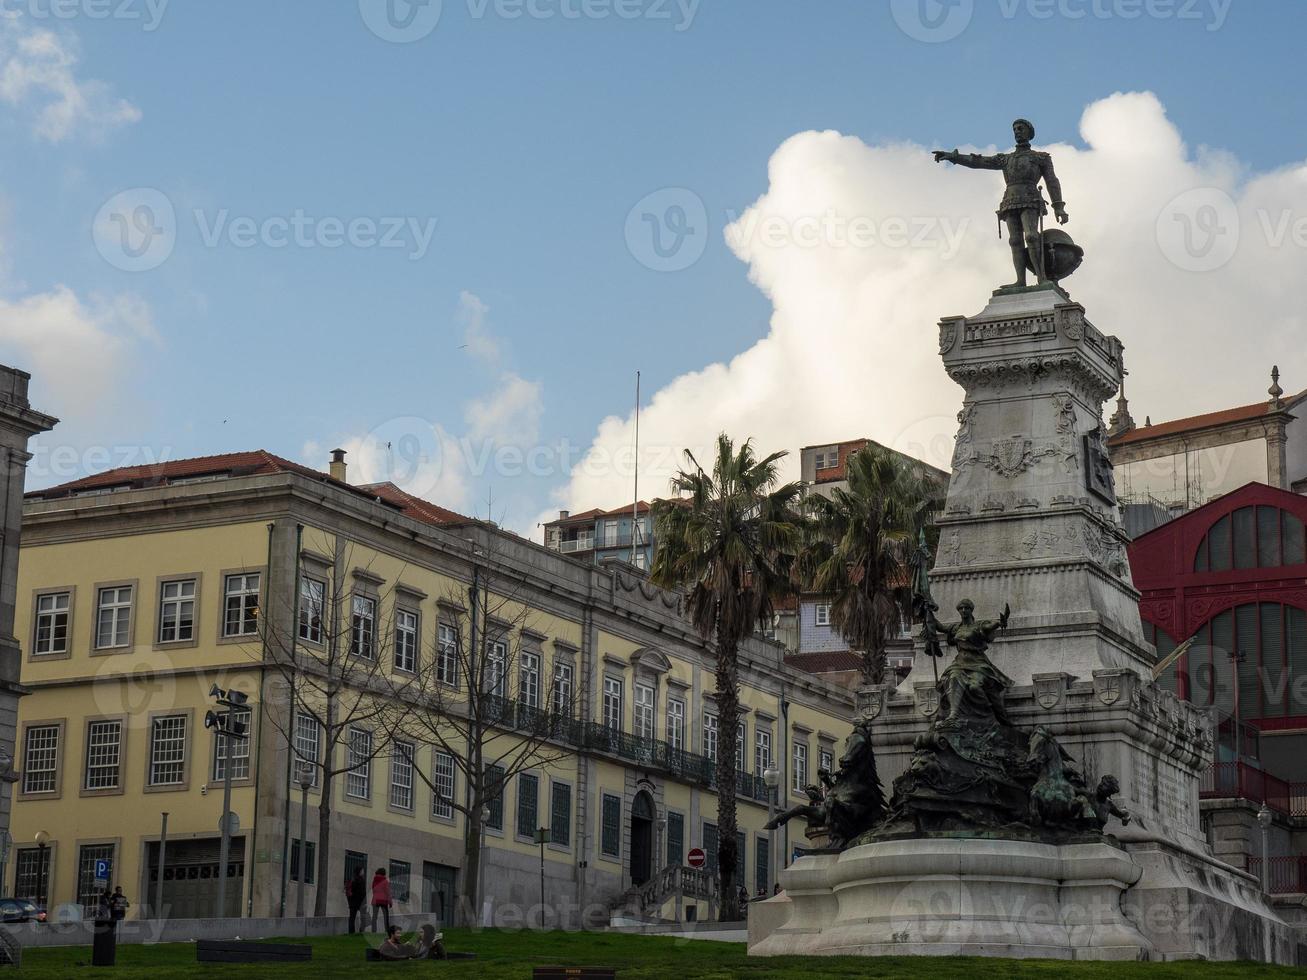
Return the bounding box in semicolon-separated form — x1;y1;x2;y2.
1002;244;1028;289
1026;232;1047;283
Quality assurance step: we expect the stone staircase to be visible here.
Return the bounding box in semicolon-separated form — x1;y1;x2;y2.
608;865;718;922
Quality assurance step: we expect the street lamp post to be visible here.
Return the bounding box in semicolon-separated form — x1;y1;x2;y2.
296;765;313;918
763;767;780;894
205;684;251;919
1257;803;1273;893
33;830;49;911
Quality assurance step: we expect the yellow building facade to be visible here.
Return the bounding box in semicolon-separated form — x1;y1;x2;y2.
10;452;853;924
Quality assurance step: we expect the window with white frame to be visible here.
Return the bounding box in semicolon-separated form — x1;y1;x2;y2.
346;727;372;799
212;708;251;781
77;844;115;915
486;640;506;698
736;722;746;770
21;725;59;794
299;577;325;643
223;573;260;637
814;602;831;627
552;661;574;716
519;651;540;708
96;585;133;649
85;719;122;790
149;715;187;786
819;747;834;776
634;684;655;741
755;728;772;775
432;750;455;819
350;595;376;659
666;698;684;750
395;609;418;673
34;591;70;655
792;741;808;793
602;676;623;731
703;713;718;762
389;741;414;810
603;520;618;546
437;623;458;686
158;579;196;643
294;712;320;787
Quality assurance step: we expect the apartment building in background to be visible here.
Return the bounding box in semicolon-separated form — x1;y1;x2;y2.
543;503;654;570
9;451;852;923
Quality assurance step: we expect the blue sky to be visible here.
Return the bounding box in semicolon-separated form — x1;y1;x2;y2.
2;0;1304;532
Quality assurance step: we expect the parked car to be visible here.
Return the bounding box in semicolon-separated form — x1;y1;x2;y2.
0;898;46;923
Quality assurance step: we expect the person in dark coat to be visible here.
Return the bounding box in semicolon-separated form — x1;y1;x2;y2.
346;868;367;934
370;867;392;933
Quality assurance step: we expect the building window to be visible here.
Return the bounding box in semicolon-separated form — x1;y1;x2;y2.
520;651;540;709
389;860;411;903
602;677;623;731
756;834;770;895
814;602;831;627
149;715;187;786
95;585;133;649
603;520;618;547
223;573;260;637
432;751;455;819
704;823;719;874
666;811;684;867
14;848;49;903
299;577;325;643
437;624;458;686
1195;506;1307;573
552;661;574;716
212;708;251;782
792;741;808;793
21;724;59;795
158;579;196;643
667;698;684;751
34;591;70;655
394;609;418;673
389;741;414;810
84;720;123;791
77;844;115;915
485;764;505;831
755;728;772;775
486;640;507;698
819;747;834;776
294;712;320;786
736;722;746;771
551;782;571;846
350;596;376;659
600;793;621;857
345;727;372;799
290;839;316;883
517;773;539;838
702;713;718;762
634;684;655;741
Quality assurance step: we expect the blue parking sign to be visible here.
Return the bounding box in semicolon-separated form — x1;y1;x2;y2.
94;858;110;882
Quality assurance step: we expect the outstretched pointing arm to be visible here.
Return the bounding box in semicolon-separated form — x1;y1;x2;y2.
934;149;1005;170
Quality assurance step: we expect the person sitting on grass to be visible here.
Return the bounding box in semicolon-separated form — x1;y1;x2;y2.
378;923;446;960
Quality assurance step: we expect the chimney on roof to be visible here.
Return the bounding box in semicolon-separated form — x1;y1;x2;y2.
329;448;348;484
559;509;569;520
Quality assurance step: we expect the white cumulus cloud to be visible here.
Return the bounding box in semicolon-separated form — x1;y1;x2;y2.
539;92;1307;530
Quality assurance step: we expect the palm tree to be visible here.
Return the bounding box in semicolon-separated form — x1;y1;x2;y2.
651;434;802;922
800;443;939;686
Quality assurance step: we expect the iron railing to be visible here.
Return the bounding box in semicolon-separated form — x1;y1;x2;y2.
1199;761;1307;818
480;697;772;802
1247;856;1307;894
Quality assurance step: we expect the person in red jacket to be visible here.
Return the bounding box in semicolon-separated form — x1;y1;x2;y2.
370;867;392;933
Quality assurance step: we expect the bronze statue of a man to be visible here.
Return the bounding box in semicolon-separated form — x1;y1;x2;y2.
934;118;1068;288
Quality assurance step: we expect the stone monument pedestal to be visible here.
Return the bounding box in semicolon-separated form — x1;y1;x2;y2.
751;838;1152;960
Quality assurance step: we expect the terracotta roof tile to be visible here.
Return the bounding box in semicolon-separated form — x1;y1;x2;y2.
358;481;471;528
1108;392;1303;447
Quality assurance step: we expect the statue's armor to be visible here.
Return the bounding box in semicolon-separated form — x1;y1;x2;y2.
996;147;1056;218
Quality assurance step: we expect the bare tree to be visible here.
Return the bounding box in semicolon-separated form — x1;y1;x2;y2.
393;543;577;926
255;530;415;916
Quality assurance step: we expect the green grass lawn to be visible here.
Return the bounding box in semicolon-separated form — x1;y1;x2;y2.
16;928;1303;979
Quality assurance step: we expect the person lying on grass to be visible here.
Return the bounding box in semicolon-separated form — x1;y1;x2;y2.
378;923;446;960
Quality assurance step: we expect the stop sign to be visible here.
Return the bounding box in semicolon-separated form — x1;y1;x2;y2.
687;847;706;869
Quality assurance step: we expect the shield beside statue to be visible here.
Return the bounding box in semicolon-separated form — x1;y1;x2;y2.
1025;228;1084;284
